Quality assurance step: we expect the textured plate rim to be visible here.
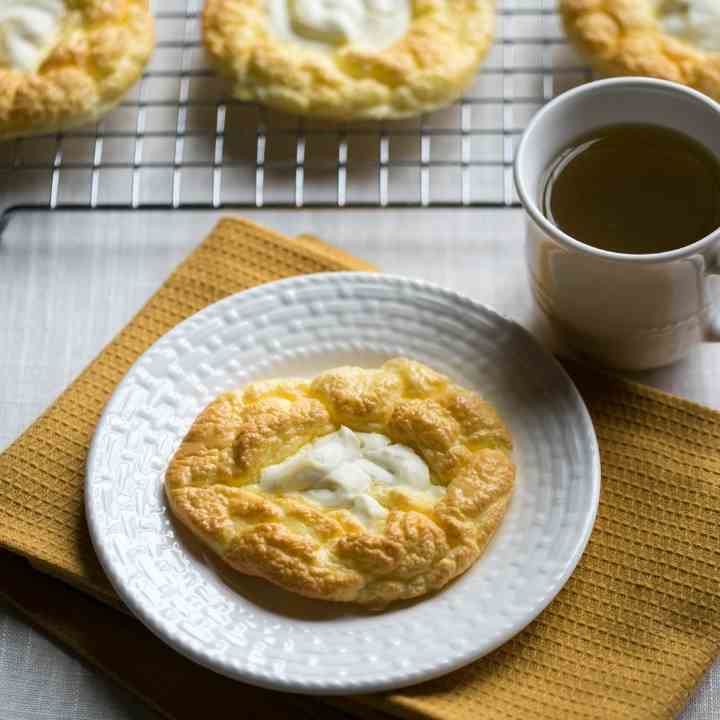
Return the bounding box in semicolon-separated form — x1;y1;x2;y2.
86;272;601;695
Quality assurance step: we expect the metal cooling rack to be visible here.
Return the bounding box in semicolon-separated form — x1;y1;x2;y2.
0;0;590;227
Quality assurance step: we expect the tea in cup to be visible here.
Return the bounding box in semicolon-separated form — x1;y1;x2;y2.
514;78;720;370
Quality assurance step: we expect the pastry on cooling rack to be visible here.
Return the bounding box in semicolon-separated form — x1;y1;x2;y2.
561;0;720;100
0;0;155;140
165;358;515;607
201;0;496;120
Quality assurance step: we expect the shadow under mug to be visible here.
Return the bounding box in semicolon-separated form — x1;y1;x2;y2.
514;77;720;371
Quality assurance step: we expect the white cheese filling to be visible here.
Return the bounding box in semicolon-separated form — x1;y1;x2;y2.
259;426;445;526
0;0;65;72
657;0;720;51
268;0;411;52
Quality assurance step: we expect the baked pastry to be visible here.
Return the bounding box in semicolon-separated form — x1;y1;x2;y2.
202;0;496;120
0;0;155;140
165;358;515;607
561;0;720;100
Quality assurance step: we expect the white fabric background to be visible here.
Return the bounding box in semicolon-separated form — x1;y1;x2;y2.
0;209;717;719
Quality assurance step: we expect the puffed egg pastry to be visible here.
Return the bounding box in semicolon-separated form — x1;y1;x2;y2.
165;358;515;607
202;0;496;120
0;0;155;140
561;0;720;100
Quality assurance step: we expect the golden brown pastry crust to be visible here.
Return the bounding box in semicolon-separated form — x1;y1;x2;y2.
202;0;496;120
560;0;720;100
0;0;155;140
165;358;515;607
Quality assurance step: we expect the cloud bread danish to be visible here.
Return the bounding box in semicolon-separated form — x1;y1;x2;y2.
202;0;496;120
165;358;515;607
0;0;155;140
561;0;720;100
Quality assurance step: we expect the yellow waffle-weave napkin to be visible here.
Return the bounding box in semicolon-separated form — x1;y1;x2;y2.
0;217;719;720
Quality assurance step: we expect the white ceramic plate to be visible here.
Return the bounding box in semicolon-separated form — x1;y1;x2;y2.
86;272;600;695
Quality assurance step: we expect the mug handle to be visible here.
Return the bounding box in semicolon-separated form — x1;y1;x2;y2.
705;253;720;341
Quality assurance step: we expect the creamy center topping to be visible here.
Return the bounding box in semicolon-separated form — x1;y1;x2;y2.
268;0;411;51
0;0;65;72
259;426;444;527
656;0;720;51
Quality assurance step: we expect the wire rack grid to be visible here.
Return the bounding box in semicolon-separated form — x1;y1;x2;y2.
0;0;590;224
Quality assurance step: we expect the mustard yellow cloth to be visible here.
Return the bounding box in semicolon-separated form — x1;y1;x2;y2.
0;217;718;720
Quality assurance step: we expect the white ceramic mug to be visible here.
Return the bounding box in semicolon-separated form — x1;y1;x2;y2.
514;77;720;370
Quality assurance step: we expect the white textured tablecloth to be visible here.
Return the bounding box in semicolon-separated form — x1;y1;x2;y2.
0;209;717;719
